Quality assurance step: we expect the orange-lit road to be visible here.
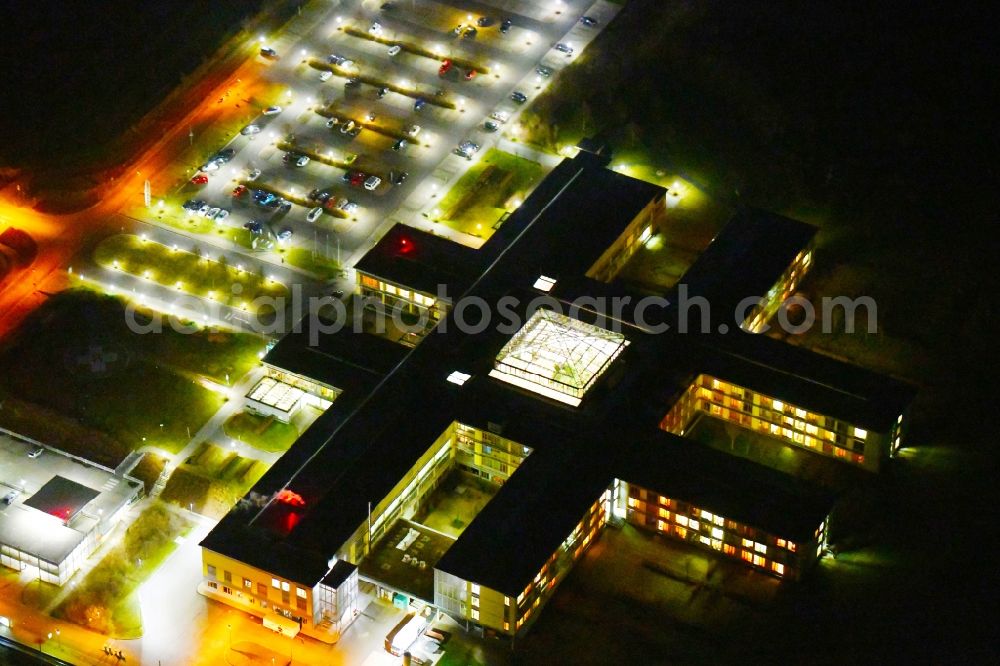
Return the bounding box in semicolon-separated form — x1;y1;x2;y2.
0;38;267;341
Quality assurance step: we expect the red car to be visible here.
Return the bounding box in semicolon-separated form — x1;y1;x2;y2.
349;172;365;187
438;59;452;76
465;68;476;80
232;184;248;197
190;173;209;185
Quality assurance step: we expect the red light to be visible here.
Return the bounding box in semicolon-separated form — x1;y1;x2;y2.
399;237;413;254
276;489;306;506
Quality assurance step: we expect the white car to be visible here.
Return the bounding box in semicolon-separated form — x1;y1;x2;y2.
489;111;509;123
555;43;574;56
306;207;323;223
319;71;333;82
196;204;212;217
214;209;230;221
247;168;262;181
295;155;310;167
364;176;381;191
340;200;359;213
206;207;221;219
263;105;283;115
241;124;261;136
405;124;421;137
388;45;401;57
369;21;383;35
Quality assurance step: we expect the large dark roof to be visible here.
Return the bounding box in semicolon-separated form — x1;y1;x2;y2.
354;224;481;296
668;207;817;325
263;315;408;392
201;149;910;593
23;475;99;523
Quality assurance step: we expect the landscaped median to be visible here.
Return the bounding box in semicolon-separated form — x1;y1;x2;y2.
308;57;458;110
339;25;490;77
433;148;546;238
224;411;299;453
55;502;193;638
94;234;287;312
315;106;420;145
160;441;269;519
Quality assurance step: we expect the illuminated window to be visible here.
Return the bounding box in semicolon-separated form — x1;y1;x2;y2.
272;578;280;589
689;520;700;531
675;526;687;539
788;542;797;553
772;562;785;575
243;578;252;589
723;544;736;556
700;510;714;522
296;587;307;599
676;515;688;527
471;583;480;594
854;427;868;440
472;595;479;608
281;581;290;592
711;528;723;539
741;550;753;562
754;543;767;554
741;538;753;548
533;275;557;292
777;538;786;548
504;621;510;631
471;609;480;620
505;596;511;607
772;400;784;411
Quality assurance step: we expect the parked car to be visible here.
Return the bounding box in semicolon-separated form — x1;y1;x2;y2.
319;70;333;82
339;199;359;213
414;98;426;111
392;138;407;151
3;490;18;505
241;124;261;136
388;45;401;57
477;17;494;27
364;175;382;191
369;20;383;35
484;120;500;132
405;124;421;137
345;77;360;88
465;68;477;80
555;43;574;56
438;59;453;76
182;199;204;211
452;24;464;35
463;27;478;39
197;204;212;217
206;207;221;219
536;65;552;77
190;173;209;185
510;91;527;104
277;227;293;241
260;47;277;58
580;16;599;27
28;447;44;459
232;184;248;197
326;117;340;128
391;171;409;186
377;87;389;99
500;18;512;33
263;105;283;115
247;168;262;181
306;207;323;223
454;140;480;159
214;209;230;221
490;110;509;123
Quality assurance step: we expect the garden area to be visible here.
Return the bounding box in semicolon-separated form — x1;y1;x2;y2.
0;290;262;465
434;149;545;238
160;441;268;518
223;411;299;453
56;502;193;638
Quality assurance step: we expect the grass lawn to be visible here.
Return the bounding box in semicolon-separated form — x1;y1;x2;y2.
434;149;545;238
56;502;192;638
161;441;268;518
223;411;299;453
0;291;261;461
284;247;342;279
94;234;287;312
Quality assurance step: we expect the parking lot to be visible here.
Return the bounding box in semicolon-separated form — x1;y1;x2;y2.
109;0;621;333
